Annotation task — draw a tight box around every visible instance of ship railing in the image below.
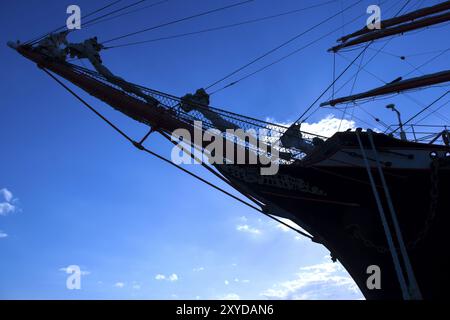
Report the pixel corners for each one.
[68,62,326,161]
[385,124,449,144]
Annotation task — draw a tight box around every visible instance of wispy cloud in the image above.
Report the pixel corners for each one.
[155,273,179,282]
[236,224,261,234]
[233,278,250,283]
[0,231,8,239]
[168,274,178,282]
[260,258,362,300]
[132,282,141,290]
[0,203,15,216]
[219,293,240,300]
[0,188,18,216]
[276,224,290,232]
[238,216,248,222]
[0,188,13,202]
[193,267,205,272]
[114,282,125,288]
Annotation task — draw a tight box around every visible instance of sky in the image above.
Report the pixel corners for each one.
[0,0,449,300]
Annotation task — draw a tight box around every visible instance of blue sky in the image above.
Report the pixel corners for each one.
[1,0,449,299]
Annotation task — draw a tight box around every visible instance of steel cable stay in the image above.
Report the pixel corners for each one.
[403,47,450,78]
[355,128,422,300]
[101,0,256,45]
[207,8,374,96]
[295,43,374,126]
[204,0,366,91]
[290,0,418,127]
[41,67,314,241]
[414,99,450,124]
[402,92,450,124]
[207,0,399,98]
[74,0,150,31]
[389,90,450,135]
[25,0,125,45]
[104,0,340,49]
[82,0,170,29]
[328,44,450,135]
[338,48,367,131]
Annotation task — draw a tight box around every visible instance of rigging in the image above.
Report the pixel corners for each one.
[101,0,256,45]
[41,67,314,240]
[204,0,365,91]
[104,0,339,49]
[25,0,125,45]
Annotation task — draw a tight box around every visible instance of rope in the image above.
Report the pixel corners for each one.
[104,0,339,49]
[204,0,364,91]
[208,0,395,96]
[355,129,410,300]
[41,68,314,240]
[296,43,372,124]
[83,0,169,29]
[390,91,450,134]
[25,0,124,45]
[80,0,150,28]
[367,130,422,300]
[102,0,255,44]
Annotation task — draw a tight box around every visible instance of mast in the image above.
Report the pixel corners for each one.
[330,10,450,52]
[320,70,450,106]
[337,1,450,43]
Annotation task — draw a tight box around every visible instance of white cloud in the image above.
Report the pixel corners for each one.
[155,273,178,282]
[0,231,8,238]
[114,282,125,288]
[267,114,356,139]
[168,274,178,282]
[0,188,13,202]
[0,188,17,216]
[224,280,229,285]
[241,279,250,283]
[0,203,15,216]
[236,224,261,234]
[155,274,166,280]
[220,293,240,300]
[276,224,290,232]
[193,267,205,272]
[132,283,141,290]
[300,115,356,138]
[260,258,362,300]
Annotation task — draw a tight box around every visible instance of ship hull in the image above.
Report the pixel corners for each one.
[218,139,450,299]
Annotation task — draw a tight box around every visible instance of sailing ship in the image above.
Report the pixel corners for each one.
[8,0,450,299]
